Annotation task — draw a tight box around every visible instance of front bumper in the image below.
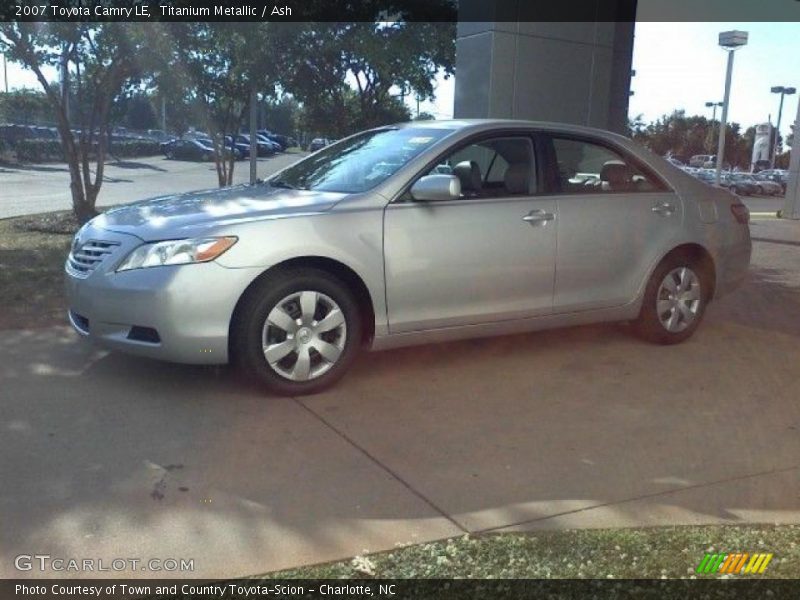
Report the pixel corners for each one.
[65,232,265,364]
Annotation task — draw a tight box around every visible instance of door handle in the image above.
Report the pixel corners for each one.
[652,202,676,216]
[522,210,555,225]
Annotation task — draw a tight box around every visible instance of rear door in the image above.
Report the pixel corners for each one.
[542,134,684,312]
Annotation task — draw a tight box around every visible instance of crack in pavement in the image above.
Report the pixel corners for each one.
[473,464,800,534]
[291,396,468,534]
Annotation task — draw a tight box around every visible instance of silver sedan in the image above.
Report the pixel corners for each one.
[66,120,751,395]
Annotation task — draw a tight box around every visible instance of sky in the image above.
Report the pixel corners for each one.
[413,21,800,138]
[3,21,799,138]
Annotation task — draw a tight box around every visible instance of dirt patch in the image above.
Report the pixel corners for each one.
[12,210,82,235]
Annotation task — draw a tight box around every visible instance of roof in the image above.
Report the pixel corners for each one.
[393,118,630,141]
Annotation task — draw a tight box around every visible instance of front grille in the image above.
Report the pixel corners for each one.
[66,239,120,278]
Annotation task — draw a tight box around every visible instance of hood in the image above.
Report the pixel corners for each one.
[93,184,346,241]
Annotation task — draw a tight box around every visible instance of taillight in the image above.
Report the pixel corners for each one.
[730,203,750,224]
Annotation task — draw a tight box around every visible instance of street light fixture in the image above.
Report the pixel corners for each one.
[770,85,796,168]
[705,101,723,122]
[715,30,748,186]
[705,101,724,151]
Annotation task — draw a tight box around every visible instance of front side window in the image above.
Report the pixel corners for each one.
[268,127,451,193]
[422,136,535,199]
[551,137,663,194]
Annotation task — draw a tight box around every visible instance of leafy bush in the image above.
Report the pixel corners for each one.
[112,140,161,158]
[14,139,64,162]
[13,138,160,162]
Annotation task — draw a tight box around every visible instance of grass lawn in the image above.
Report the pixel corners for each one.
[0,212,77,329]
[268,525,800,579]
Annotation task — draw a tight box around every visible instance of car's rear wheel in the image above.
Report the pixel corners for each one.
[231,269,362,396]
[633,254,709,345]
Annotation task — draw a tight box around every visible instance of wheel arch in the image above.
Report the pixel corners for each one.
[648,243,717,301]
[228,256,377,355]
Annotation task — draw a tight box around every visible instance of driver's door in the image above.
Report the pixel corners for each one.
[383,134,557,333]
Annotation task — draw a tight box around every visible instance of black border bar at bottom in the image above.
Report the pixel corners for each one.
[3,578,800,600]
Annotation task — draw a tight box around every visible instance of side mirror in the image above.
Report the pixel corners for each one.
[409,174,461,202]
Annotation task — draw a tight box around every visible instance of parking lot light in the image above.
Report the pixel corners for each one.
[770,86,796,169]
[705,101,723,123]
[715,30,748,186]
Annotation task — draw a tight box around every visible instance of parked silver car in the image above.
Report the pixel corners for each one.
[66,120,751,395]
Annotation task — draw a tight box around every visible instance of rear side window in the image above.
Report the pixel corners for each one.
[550,137,665,195]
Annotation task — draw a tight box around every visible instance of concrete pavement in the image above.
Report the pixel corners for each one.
[0,153,304,219]
[1,219,800,579]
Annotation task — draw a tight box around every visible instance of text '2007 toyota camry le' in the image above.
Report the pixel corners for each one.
[66,120,751,396]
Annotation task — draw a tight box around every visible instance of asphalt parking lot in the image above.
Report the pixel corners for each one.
[1,215,799,579]
[0,154,789,219]
[0,153,305,219]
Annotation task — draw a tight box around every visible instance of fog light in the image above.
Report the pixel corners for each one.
[127,326,161,344]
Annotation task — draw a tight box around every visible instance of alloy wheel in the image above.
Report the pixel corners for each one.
[261,290,347,381]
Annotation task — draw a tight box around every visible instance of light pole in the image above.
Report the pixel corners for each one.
[715,31,748,186]
[770,86,796,168]
[705,101,723,152]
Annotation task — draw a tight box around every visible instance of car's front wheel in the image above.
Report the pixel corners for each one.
[231,269,362,396]
[633,254,709,345]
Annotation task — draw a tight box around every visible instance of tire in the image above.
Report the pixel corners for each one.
[633,253,710,345]
[231,268,362,396]
[730,186,739,196]
[166,151,174,160]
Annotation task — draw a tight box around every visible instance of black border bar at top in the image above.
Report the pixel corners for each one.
[2,0,800,22]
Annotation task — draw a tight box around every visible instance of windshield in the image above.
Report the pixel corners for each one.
[270,127,451,193]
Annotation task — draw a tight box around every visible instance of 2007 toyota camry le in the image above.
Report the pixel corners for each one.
[66,120,751,395]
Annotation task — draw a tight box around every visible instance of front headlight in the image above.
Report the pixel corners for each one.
[116,236,237,272]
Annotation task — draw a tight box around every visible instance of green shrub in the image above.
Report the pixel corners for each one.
[13,138,161,162]
[111,140,161,158]
[14,139,64,162]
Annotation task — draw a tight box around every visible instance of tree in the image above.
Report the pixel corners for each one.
[284,21,454,137]
[0,23,152,222]
[414,111,436,121]
[120,93,158,131]
[164,22,281,187]
[631,110,756,169]
[0,88,52,124]
[262,96,300,136]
